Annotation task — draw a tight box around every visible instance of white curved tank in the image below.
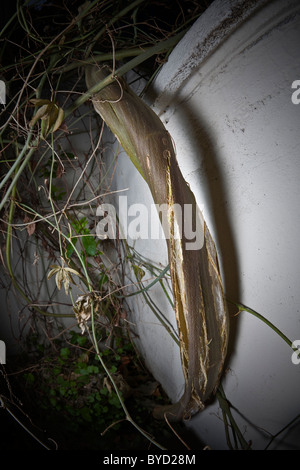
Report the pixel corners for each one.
[2,0,299,450]
[113,0,300,449]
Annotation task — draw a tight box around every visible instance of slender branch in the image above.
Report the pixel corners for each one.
[89,303,167,450]
[85,0,146,58]
[229,300,294,350]
[64,30,186,118]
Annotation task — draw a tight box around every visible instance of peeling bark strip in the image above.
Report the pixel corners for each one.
[85,65,229,421]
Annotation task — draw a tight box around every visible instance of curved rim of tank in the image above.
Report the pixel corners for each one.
[148,0,300,109]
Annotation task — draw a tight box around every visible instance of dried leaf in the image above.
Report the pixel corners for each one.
[56,161,64,178]
[29,99,64,136]
[29,104,49,127]
[46,103,59,129]
[86,65,229,422]
[47,265,59,279]
[30,98,52,106]
[63,275,70,295]
[64,266,81,277]
[103,376,112,394]
[55,269,64,290]
[73,292,100,333]
[26,222,36,236]
[24,215,36,236]
[52,106,65,132]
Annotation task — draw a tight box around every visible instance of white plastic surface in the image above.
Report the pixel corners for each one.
[111,0,300,449]
[1,0,300,450]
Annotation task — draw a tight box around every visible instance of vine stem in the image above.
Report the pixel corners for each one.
[64,30,186,119]
[18,201,167,447]
[89,302,167,450]
[215,299,299,449]
[85,0,146,58]
[4,0,100,131]
[229,300,294,350]
[0,396,52,450]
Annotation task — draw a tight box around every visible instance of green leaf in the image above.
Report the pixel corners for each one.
[86,365,99,374]
[108,394,122,408]
[60,347,70,359]
[66,238,77,258]
[49,397,57,407]
[25,372,35,385]
[80,406,92,422]
[72,217,88,233]
[76,335,87,347]
[82,235,97,256]
[99,272,108,289]
[53,367,61,376]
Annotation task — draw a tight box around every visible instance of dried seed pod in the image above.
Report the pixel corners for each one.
[86,65,229,421]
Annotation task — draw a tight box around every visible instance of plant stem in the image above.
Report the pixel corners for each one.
[216,384,251,450]
[89,303,167,450]
[264,413,300,450]
[85,0,146,58]
[230,300,294,350]
[64,30,186,118]
[48,134,63,257]
[1,396,52,450]
[57,47,146,74]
